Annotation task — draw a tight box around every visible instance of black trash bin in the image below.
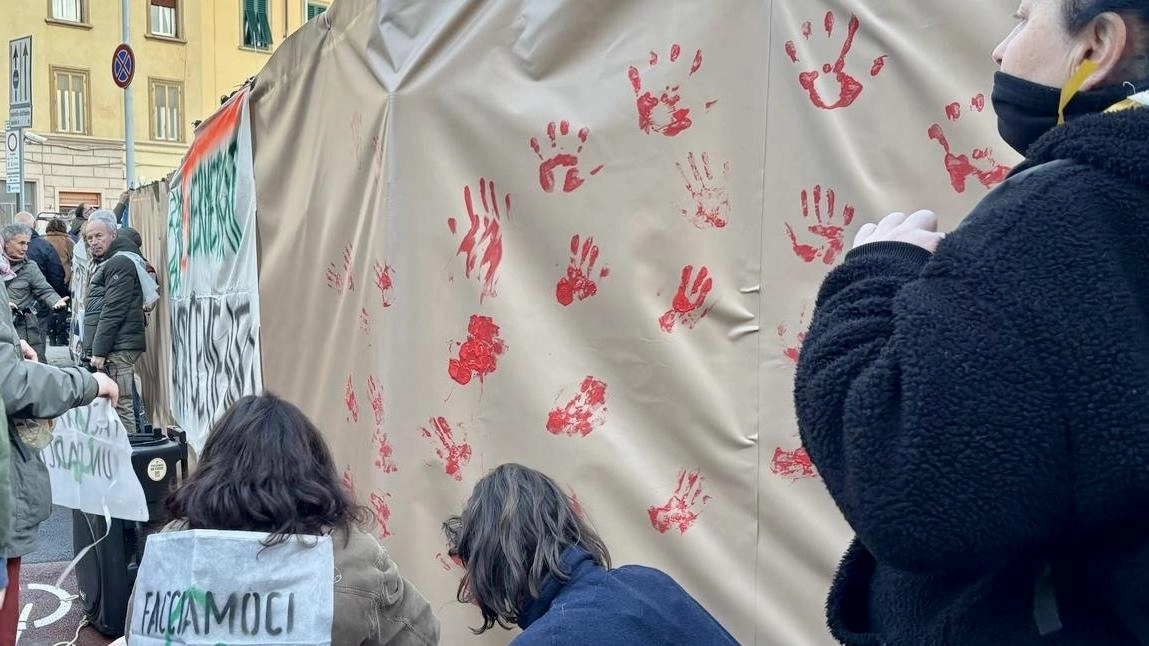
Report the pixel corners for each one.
[72,427,187,637]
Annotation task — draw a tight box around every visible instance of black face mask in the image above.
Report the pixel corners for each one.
[990,70,1140,155]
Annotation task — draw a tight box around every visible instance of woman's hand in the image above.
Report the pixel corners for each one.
[19,340,36,361]
[853,210,945,253]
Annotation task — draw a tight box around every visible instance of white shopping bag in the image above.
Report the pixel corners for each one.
[128,530,335,646]
[42,397,149,522]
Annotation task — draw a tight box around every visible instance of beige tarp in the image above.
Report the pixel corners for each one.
[133,0,1021,643]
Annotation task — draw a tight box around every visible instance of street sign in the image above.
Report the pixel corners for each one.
[9,36,32,128]
[6,124,22,194]
[112,44,135,89]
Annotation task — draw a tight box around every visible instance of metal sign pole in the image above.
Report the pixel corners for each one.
[121,0,135,199]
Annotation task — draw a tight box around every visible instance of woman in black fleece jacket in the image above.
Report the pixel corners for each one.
[795,1,1149,644]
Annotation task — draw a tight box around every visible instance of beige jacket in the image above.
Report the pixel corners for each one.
[126,524,440,645]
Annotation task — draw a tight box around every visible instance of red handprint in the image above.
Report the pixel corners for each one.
[546,376,608,437]
[367,375,384,429]
[786,185,855,265]
[627,44,714,136]
[556,235,608,306]
[658,265,715,333]
[567,485,585,519]
[770,446,817,480]
[530,121,604,193]
[448,314,508,386]
[928,94,1012,193]
[344,376,360,424]
[677,152,731,229]
[784,12,887,110]
[325,243,355,294]
[374,261,394,308]
[421,416,472,481]
[447,178,508,302]
[370,491,393,538]
[648,469,711,534]
[776,305,813,363]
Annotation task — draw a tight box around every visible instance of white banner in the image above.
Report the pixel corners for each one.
[166,87,263,452]
[129,530,334,646]
[42,398,149,522]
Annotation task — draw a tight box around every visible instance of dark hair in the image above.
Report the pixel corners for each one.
[165,393,370,546]
[120,226,143,248]
[46,219,66,234]
[442,463,611,634]
[1063,0,1149,80]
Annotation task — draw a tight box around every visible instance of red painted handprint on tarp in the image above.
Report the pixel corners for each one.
[530,121,603,193]
[627,44,715,136]
[448,314,508,386]
[928,94,1012,193]
[677,152,730,229]
[421,416,472,481]
[784,12,887,110]
[556,235,608,306]
[649,469,711,534]
[326,244,355,294]
[448,178,508,302]
[786,185,855,265]
[770,446,817,480]
[546,376,608,437]
[658,265,715,332]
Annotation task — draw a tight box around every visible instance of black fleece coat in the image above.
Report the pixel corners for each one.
[795,106,1149,645]
[82,237,147,357]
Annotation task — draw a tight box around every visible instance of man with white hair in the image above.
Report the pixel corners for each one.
[82,210,156,433]
[2,223,68,363]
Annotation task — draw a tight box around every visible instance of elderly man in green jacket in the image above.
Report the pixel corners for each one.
[0,252,117,640]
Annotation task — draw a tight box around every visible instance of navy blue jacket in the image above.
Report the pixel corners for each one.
[796,106,1149,645]
[513,547,740,645]
[26,232,66,296]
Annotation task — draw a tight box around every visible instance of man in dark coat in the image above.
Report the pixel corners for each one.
[81,210,149,434]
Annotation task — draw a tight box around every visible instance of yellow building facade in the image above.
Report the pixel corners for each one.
[1,0,328,218]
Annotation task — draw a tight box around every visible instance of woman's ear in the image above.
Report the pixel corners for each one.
[1075,11,1130,90]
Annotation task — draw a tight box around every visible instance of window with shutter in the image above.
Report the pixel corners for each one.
[242,0,272,49]
[307,3,327,20]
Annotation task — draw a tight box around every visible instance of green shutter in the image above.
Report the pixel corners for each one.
[307,4,326,20]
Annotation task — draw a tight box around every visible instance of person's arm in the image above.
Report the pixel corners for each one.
[1,306,98,417]
[27,262,64,310]
[795,241,1070,575]
[370,553,440,646]
[91,258,135,358]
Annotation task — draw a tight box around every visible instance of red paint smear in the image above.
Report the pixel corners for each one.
[801,21,812,39]
[784,41,798,62]
[420,416,472,481]
[793,13,877,110]
[770,447,817,479]
[556,235,605,306]
[359,307,371,336]
[659,265,714,332]
[777,322,807,363]
[344,376,360,423]
[546,376,608,437]
[971,93,986,112]
[870,54,888,76]
[676,152,730,229]
[448,314,508,385]
[374,261,394,308]
[928,123,1012,193]
[325,244,355,294]
[452,179,506,301]
[648,469,711,534]
[340,467,356,498]
[370,491,393,538]
[568,487,585,519]
[367,375,384,429]
[373,430,398,473]
[945,102,961,121]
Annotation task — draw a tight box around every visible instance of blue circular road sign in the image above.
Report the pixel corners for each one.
[112,44,135,89]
